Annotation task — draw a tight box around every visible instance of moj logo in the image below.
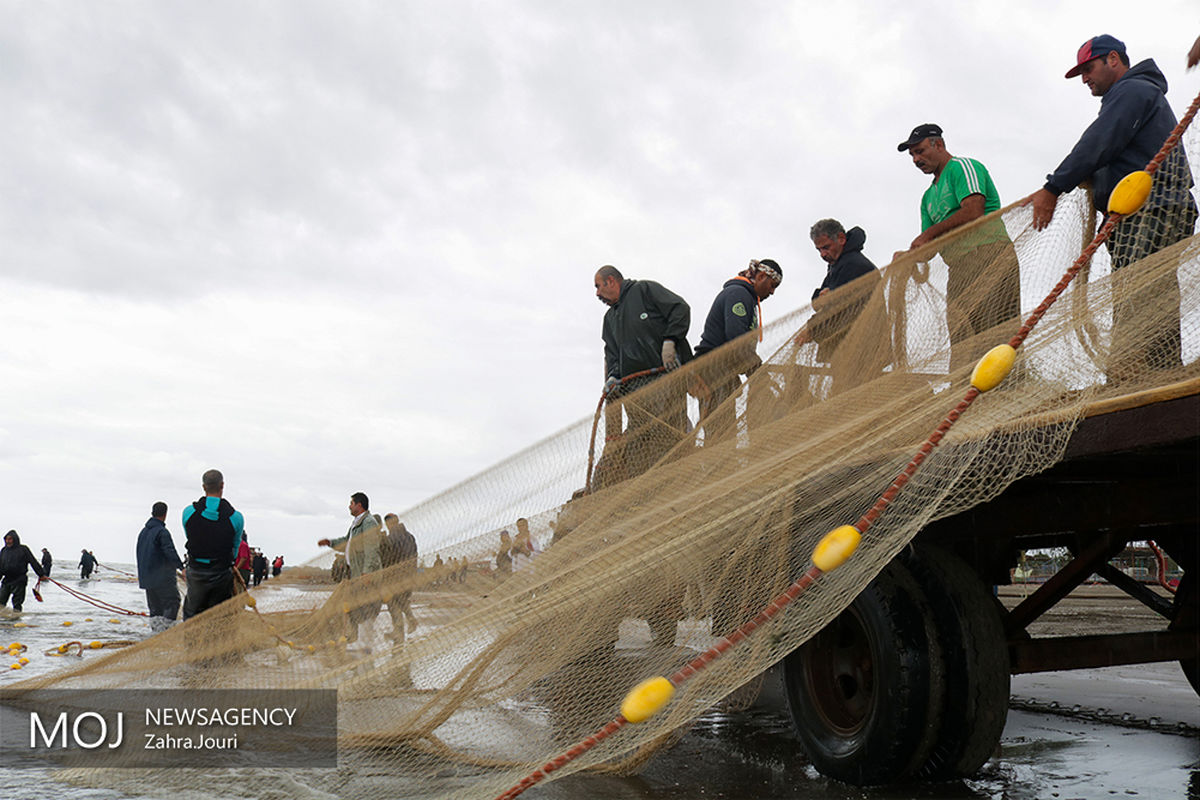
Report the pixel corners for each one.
[30,711,124,750]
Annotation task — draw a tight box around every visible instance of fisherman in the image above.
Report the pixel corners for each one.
[595,265,692,479]
[317,492,383,647]
[136,501,184,632]
[693,258,783,440]
[182,469,245,620]
[79,548,96,579]
[235,532,252,588]
[795,220,888,393]
[40,547,52,577]
[272,554,283,577]
[0,531,46,611]
[896,124,1021,369]
[252,550,267,585]
[381,515,419,640]
[1027,35,1197,382]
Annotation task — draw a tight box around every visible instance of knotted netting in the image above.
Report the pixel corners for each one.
[13,109,1200,800]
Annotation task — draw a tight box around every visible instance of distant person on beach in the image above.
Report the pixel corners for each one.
[382,515,419,641]
[40,548,52,577]
[595,265,692,481]
[692,258,783,437]
[0,531,46,612]
[1027,34,1196,383]
[318,492,383,647]
[511,517,538,572]
[252,550,267,586]
[182,468,245,620]
[896,123,1021,369]
[495,530,513,577]
[79,548,96,579]
[795,220,888,393]
[272,555,283,577]
[136,501,184,633]
[235,533,252,588]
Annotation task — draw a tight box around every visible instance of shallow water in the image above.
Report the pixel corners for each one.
[1,571,1196,799]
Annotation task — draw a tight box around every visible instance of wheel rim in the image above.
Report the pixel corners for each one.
[801,607,876,735]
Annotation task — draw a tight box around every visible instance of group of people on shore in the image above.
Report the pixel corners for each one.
[594,34,1198,474]
[135,470,282,632]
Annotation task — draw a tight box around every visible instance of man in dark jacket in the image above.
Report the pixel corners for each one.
[693,259,783,442]
[79,549,96,579]
[382,514,419,641]
[137,501,184,632]
[594,265,693,480]
[1029,35,1197,382]
[0,530,46,611]
[182,469,245,620]
[797,220,889,393]
[40,548,52,577]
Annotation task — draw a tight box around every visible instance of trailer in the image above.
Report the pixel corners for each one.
[780,378,1200,784]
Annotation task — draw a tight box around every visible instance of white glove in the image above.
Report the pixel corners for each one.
[661,340,679,370]
[604,376,620,396]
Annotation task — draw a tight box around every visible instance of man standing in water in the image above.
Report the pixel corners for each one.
[40,547,52,577]
[182,469,245,620]
[0,531,46,611]
[79,548,96,579]
[137,501,184,632]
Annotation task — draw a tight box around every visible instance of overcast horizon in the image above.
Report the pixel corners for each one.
[3,2,1198,574]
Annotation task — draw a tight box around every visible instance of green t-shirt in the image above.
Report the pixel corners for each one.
[920,156,1001,231]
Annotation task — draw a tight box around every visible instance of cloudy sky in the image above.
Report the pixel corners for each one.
[2,1,1198,570]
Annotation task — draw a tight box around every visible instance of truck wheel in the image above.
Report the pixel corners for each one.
[901,545,1009,779]
[782,559,942,785]
[1170,572,1198,695]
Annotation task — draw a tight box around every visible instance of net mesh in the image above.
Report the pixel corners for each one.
[17,106,1200,800]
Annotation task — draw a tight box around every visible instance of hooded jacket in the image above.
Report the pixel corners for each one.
[1045,59,1194,212]
[602,279,692,381]
[808,227,882,361]
[137,516,184,589]
[812,227,877,300]
[0,532,46,583]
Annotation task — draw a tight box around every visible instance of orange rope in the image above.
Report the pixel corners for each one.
[584,366,667,494]
[498,87,1200,800]
[46,577,148,617]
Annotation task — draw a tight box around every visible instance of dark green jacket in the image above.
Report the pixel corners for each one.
[602,279,692,381]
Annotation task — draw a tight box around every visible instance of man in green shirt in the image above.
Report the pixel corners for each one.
[897,124,1021,370]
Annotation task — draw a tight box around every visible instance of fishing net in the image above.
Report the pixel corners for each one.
[13,105,1200,800]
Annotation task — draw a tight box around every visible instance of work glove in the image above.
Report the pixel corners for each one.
[604,376,620,396]
[661,340,679,370]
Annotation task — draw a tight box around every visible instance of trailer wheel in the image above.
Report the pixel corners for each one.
[1170,572,1198,695]
[782,559,942,785]
[900,545,1009,779]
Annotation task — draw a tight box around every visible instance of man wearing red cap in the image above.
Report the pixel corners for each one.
[1028,35,1196,380]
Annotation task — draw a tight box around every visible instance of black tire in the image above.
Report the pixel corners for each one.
[782,559,943,785]
[900,545,1010,779]
[1169,572,1198,695]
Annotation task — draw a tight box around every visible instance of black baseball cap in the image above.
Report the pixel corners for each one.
[897,123,944,152]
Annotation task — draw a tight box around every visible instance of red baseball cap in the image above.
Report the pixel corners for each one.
[1065,34,1126,79]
